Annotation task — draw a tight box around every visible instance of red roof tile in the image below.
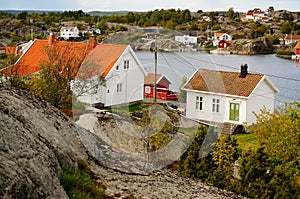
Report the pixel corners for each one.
[2,39,128,80]
[144,73,164,85]
[284,34,300,40]
[5,46,17,55]
[4,39,90,76]
[184,69,264,97]
[78,44,127,79]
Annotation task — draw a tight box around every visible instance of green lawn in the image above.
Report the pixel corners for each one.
[232,133,259,151]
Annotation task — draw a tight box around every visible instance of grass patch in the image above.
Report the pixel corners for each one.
[232,133,259,151]
[60,166,106,199]
[103,102,151,117]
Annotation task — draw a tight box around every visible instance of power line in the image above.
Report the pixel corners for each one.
[177,53,300,82]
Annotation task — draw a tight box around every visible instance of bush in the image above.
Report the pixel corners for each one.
[0,53,7,59]
[276,50,295,56]
[60,166,106,199]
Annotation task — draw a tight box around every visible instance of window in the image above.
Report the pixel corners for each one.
[116,65,119,71]
[196,96,203,111]
[223,35,228,41]
[124,60,129,69]
[145,86,151,94]
[117,83,123,93]
[212,98,220,113]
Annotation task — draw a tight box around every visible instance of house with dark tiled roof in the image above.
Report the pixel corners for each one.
[1,34,147,107]
[183,65,279,134]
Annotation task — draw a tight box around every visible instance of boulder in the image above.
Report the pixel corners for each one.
[229,37,274,55]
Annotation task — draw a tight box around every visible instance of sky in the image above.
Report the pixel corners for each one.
[1,0,300,12]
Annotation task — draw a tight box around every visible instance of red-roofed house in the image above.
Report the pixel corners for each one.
[246,9,269,22]
[0,42,6,54]
[284,34,300,45]
[292,41,300,60]
[75,43,147,106]
[295,41,300,55]
[144,73,178,100]
[183,65,279,133]
[213,32,232,48]
[1,34,147,107]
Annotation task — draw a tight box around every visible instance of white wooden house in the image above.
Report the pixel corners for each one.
[183,65,279,133]
[60,27,80,40]
[213,32,232,47]
[175,35,197,46]
[283,34,300,45]
[74,42,147,107]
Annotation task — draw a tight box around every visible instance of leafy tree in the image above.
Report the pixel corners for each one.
[250,23,268,39]
[17,11,28,20]
[208,135,239,189]
[226,8,235,20]
[27,42,90,116]
[253,102,300,162]
[178,76,187,103]
[232,102,300,198]
[282,11,294,21]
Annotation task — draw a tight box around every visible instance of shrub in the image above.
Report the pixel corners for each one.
[60,166,106,199]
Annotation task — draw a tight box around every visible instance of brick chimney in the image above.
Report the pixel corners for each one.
[239,64,248,78]
[48,33,56,46]
[88,36,97,49]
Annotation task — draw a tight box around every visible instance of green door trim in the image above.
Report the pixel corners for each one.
[229,102,240,121]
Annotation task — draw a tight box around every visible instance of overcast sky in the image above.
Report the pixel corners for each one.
[1,0,299,12]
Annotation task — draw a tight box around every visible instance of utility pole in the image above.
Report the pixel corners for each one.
[154,47,157,103]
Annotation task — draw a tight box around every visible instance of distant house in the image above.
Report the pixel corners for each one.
[60,26,80,40]
[0,42,6,54]
[246,8,269,22]
[145,33,160,40]
[144,73,178,101]
[292,41,300,60]
[213,32,232,48]
[284,34,300,45]
[5,46,17,55]
[295,41,300,55]
[183,65,279,134]
[82,28,101,36]
[175,35,198,46]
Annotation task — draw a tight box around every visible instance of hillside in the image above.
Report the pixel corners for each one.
[0,86,245,198]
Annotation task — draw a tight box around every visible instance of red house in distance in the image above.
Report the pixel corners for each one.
[144,73,178,101]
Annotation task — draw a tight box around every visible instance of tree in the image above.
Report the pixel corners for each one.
[27,42,90,116]
[232,102,300,198]
[17,11,28,20]
[252,102,300,162]
[227,8,235,20]
[178,76,187,103]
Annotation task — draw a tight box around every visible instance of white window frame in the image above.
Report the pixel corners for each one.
[124,60,129,70]
[145,86,151,94]
[196,96,203,111]
[212,98,220,113]
[117,83,123,93]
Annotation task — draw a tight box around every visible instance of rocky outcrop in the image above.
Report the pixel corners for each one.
[228,37,274,55]
[0,87,88,198]
[0,86,246,199]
